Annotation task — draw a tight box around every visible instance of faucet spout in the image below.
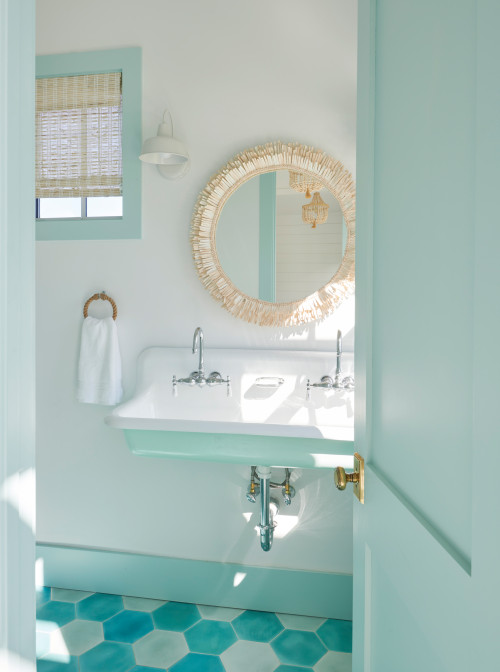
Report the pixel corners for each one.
[192,327,204,374]
[335,329,342,380]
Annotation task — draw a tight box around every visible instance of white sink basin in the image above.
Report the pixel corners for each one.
[105,347,354,468]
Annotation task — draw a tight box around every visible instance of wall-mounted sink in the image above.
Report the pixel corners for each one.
[105,347,354,469]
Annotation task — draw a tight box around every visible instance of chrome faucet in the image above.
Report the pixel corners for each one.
[306,329,354,399]
[192,326,204,375]
[334,329,343,387]
[172,327,231,395]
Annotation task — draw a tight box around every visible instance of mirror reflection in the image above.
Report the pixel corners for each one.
[216,170,346,303]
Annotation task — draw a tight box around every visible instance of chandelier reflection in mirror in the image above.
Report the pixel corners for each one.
[302,191,329,228]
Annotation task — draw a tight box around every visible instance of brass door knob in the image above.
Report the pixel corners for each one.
[334,467,359,490]
[333,453,365,503]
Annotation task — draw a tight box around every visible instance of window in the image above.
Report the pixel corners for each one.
[35,48,141,240]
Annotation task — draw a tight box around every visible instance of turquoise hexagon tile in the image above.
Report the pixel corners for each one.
[315,650,352,672]
[221,640,279,672]
[274,666,314,672]
[37,655,79,672]
[129,667,167,672]
[184,619,236,655]
[104,609,154,643]
[58,619,103,655]
[77,593,124,621]
[79,641,135,672]
[152,601,201,631]
[232,610,284,642]
[36,600,76,628]
[316,619,352,653]
[169,652,226,672]
[36,586,51,607]
[51,588,93,603]
[271,630,326,667]
[133,629,188,668]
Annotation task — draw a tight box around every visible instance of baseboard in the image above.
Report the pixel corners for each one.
[37,543,352,620]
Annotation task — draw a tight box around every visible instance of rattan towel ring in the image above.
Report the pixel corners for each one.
[83,292,118,321]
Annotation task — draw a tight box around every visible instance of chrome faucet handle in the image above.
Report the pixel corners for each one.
[226,376,232,397]
[172,375,178,397]
[207,371,222,386]
[342,376,355,389]
[306,379,311,401]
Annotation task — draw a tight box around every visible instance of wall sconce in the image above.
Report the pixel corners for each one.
[139,109,190,180]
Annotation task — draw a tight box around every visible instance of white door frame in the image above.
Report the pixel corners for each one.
[0,1,36,670]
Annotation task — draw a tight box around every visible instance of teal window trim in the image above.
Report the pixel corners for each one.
[36,47,142,241]
[258,172,276,302]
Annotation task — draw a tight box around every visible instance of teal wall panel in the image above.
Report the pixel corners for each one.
[37,544,353,620]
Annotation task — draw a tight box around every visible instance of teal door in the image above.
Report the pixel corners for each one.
[353,1,500,670]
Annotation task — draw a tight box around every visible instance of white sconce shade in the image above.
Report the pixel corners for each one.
[140,109,190,179]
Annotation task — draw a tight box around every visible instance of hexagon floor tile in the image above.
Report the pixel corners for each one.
[51,588,94,603]
[123,596,167,612]
[36,585,352,672]
[317,618,353,653]
[276,613,326,631]
[184,619,237,654]
[197,604,243,621]
[58,619,103,655]
[76,592,124,621]
[232,609,284,642]
[315,650,353,672]
[37,655,79,672]
[221,640,279,672]
[153,601,201,632]
[79,641,135,672]
[271,629,327,667]
[104,609,154,643]
[170,652,226,671]
[36,600,76,628]
[133,628,188,668]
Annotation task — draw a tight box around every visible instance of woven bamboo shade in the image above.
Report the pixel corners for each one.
[36,72,122,198]
[289,171,324,198]
[302,192,329,228]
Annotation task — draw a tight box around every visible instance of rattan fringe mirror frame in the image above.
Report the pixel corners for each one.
[191,141,355,327]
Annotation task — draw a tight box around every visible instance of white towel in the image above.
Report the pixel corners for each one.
[77,316,123,405]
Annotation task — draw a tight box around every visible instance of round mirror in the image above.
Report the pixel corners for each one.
[216,169,345,304]
[191,142,355,326]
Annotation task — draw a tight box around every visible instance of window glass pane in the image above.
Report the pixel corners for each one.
[39,197,81,219]
[87,196,123,218]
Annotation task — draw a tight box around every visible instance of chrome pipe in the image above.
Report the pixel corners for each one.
[257,466,274,552]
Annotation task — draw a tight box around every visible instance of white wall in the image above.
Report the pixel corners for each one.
[36,0,357,575]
